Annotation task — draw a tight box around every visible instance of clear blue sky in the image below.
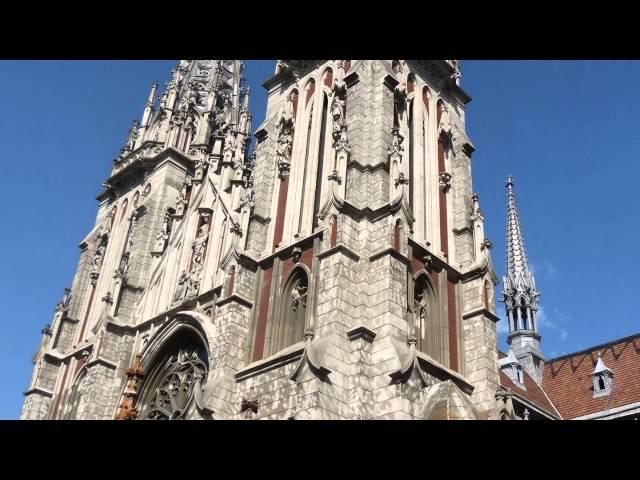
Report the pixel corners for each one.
[1,60,638,419]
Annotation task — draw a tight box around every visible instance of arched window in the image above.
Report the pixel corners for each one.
[120,199,129,222]
[414,274,436,354]
[132,191,141,209]
[64,370,90,419]
[137,328,208,420]
[298,89,315,234]
[520,297,528,330]
[267,268,309,356]
[408,97,414,211]
[312,93,329,229]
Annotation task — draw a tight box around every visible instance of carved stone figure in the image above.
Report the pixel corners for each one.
[388,127,404,157]
[173,270,190,303]
[191,225,209,272]
[331,94,345,139]
[439,172,452,193]
[275,92,296,180]
[175,180,191,217]
[291,280,308,312]
[92,236,108,272]
[155,214,172,253]
[439,104,453,142]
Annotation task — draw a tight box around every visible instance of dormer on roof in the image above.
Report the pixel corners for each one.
[591,355,613,398]
[499,349,526,389]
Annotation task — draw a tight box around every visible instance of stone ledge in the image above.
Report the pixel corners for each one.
[462,307,500,323]
[23,387,54,398]
[317,243,361,262]
[216,293,253,309]
[347,325,377,343]
[235,342,305,382]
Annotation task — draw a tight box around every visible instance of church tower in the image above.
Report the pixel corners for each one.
[22,60,501,420]
[501,177,544,384]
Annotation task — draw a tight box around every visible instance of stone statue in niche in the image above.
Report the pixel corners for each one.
[125,121,139,153]
[439,103,453,144]
[92,235,108,273]
[173,270,189,302]
[191,224,209,273]
[194,159,205,181]
[223,127,237,162]
[331,94,346,140]
[175,179,191,217]
[392,60,407,105]
[275,92,296,180]
[155,213,172,253]
[173,270,199,303]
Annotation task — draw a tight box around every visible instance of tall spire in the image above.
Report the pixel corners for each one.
[501,177,544,384]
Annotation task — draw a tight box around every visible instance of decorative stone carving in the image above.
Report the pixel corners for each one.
[175,178,192,217]
[392,60,407,109]
[394,172,409,188]
[274,91,296,181]
[331,61,348,146]
[450,60,461,86]
[223,127,237,163]
[439,104,453,145]
[140,348,207,420]
[470,192,484,222]
[55,288,72,312]
[415,291,427,339]
[240,387,259,419]
[327,169,342,184]
[291,278,308,312]
[91,234,108,277]
[439,172,452,193]
[388,127,404,157]
[423,254,433,271]
[102,291,114,306]
[230,221,243,236]
[191,224,209,274]
[292,246,302,263]
[238,190,255,210]
[480,238,493,251]
[154,213,172,253]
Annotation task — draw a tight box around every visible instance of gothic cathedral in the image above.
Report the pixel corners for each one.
[22,60,503,420]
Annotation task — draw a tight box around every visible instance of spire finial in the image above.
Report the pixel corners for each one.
[506,175,515,191]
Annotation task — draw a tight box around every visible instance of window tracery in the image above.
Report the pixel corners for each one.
[139,346,208,420]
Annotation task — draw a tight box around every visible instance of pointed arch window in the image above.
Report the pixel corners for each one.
[520,297,529,330]
[267,268,309,356]
[137,332,208,420]
[408,90,415,212]
[298,83,315,234]
[414,274,436,354]
[312,93,329,229]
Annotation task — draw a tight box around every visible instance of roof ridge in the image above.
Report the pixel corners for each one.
[546,332,640,362]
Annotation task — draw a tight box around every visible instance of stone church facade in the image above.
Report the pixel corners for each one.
[25,60,636,421]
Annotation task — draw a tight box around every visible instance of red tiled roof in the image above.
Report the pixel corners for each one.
[542,333,640,419]
[499,370,559,418]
